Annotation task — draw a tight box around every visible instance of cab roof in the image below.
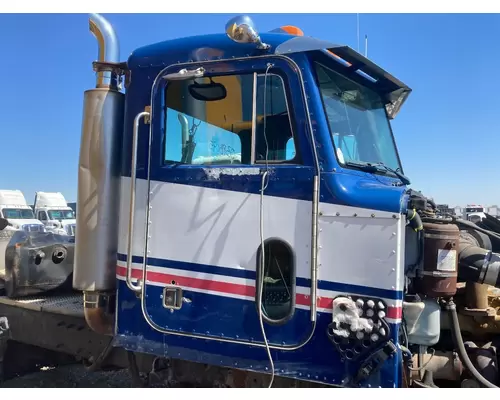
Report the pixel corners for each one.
[127,32,295,68]
[127,32,412,119]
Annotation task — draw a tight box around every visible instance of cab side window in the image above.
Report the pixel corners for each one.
[163,73,298,165]
[255,74,297,163]
[38,211,47,221]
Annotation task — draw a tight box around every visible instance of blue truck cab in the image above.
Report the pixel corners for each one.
[3,13,500,389]
[75,14,415,388]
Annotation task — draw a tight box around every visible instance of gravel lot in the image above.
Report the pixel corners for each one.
[0,364,136,388]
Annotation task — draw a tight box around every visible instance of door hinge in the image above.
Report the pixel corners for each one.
[144,106,151,124]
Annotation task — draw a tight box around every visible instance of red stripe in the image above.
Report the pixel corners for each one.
[116,266,402,319]
[387,306,402,319]
[116,266,254,297]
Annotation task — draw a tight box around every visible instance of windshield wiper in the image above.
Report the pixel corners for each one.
[344,161,411,186]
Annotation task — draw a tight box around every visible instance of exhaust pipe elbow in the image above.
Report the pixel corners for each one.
[88,13,120,89]
[83,291,114,336]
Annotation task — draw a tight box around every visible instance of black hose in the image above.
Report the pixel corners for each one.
[454,218,500,242]
[445,300,499,388]
[83,338,114,372]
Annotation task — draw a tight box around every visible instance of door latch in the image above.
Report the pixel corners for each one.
[162,285,183,310]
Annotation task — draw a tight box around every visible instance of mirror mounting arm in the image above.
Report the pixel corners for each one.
[163,67,205,81]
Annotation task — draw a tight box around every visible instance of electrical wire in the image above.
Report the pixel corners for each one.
[257,63,275,388]
[259,170,274,388]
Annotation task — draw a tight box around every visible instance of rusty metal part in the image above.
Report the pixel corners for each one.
[411,351,463,381]
[416,222,460,297]
[83,292,114,336]
[441,284,500,335]
[465,283,489,311]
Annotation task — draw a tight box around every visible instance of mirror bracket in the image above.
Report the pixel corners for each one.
[163,67,205,82]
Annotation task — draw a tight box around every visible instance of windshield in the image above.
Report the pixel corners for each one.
[48,210,75,220]
[2,208,35,219]
[314,62,403,173]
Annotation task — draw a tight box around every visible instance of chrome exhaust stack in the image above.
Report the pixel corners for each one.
[74,13,125,335]
[88,13,120,89]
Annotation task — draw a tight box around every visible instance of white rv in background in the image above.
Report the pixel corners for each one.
[33,192,76,236]
[0,190,46,232]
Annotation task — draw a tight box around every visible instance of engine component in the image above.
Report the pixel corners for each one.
[403,299,441,346]
[415,222,460,297]
[410,351,462,381]
[445,300,499,388]
[326,295,390,361]
[465,282,489,311]
[463,341,498,386]
[458,238,500,289]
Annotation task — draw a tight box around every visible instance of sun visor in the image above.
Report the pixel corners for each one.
[273,36,412,119]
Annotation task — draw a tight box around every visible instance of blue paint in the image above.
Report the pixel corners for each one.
[117,30,408,387]
[116,279,401,387]
[128,33,295,69]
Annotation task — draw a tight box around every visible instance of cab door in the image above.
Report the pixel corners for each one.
[140,57,316,348]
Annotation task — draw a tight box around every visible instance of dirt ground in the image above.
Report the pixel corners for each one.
[0,364,136,388]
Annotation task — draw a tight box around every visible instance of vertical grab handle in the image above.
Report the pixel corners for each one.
[126,111,150,293]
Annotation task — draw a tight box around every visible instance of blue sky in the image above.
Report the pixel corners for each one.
[0,13,498,206]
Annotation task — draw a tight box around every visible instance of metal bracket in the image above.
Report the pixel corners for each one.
[144,106,151,124]
[92,60,128,76]
[353,341,397,386]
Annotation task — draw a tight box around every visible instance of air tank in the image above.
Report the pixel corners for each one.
[415,222,460,297]
[73,13,124,292]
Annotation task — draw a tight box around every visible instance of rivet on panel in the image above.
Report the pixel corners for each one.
[336,212,340,216]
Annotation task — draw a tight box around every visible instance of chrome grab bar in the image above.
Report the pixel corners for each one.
[126,110,150,293]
